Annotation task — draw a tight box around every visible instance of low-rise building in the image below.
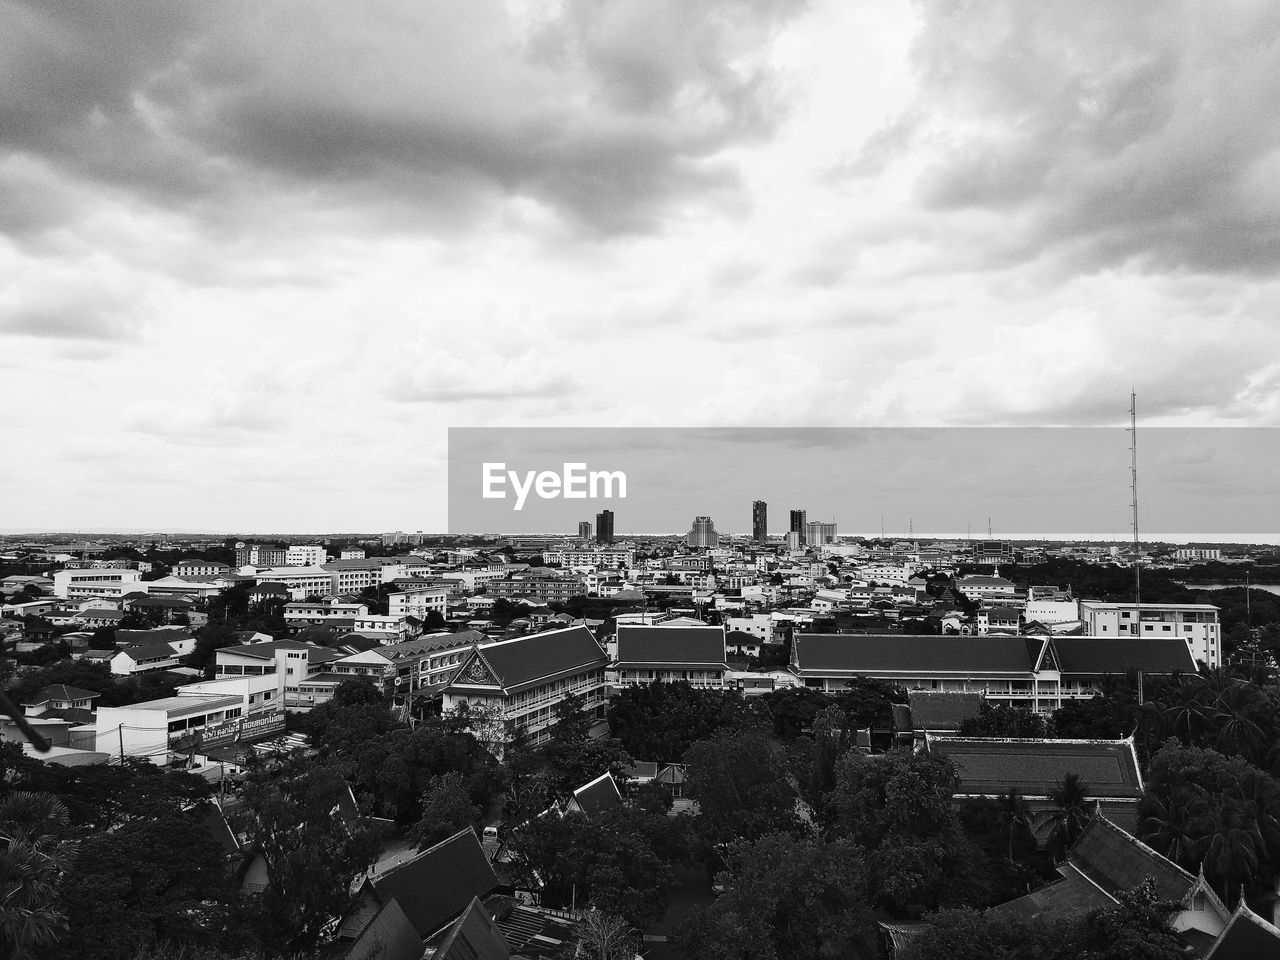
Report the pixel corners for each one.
[442,625,608,756]
[612,624,728,689]
[53,568,144,599]
[1076,600,1222,668]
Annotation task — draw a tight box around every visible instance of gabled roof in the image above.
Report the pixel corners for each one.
[614,625,727,669]
[1067,814,1198,903]
[346,899,424,960]
[431,897,511,960]
[905,691,984,731]
[793,634,1039,675]
[1053,637,1197,676]
[453,626,606,695]
[1205,901,1280,959]
[23,684,100,706]
[569,773,623,818]
[117,642,178,662]
[929,736,1143,799]
[367,828,499,940]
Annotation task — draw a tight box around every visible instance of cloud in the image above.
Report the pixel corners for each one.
[0,0,811,241]
[855,1,1280,275]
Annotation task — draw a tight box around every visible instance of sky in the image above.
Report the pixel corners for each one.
[2,1,1279,533]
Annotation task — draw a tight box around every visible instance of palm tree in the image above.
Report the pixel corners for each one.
[1137,787,1209,871]
[995,789,1033,862]
[1198,797,1264,905]
[1046,773,1092,856]
[1161,682,1214,747]
[1214,685,1266,761]
[0,791,74,960]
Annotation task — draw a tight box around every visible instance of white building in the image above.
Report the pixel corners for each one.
[172,561,232,578]
[955,574,1017,600]
[287,544,329,567]
[52,568,143,599]
[1077,600,1222,668]
[388,586,449,620]
[723,614,774,643]
[1173,547,1222,562]
[284,599,370,626]
[1025,600,1081,625]
[255,566,334,600]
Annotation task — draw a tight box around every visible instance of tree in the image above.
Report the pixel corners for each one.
[410,772,479,851]
[1077,876,1186,960]
[898,908,1076,960]
[683,728,799,847]
[571,909,639,960]
[994,789,1034,862]
[1046,773,1092,855]
[960,702,1053,739]
[0,792,73,960]
[551,691,592,743]
[52,812,252,960]
[671,833,878,960]
[235,758,383,955]
[609,682,756,761]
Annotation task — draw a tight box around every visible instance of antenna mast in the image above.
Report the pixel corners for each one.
[1129,390,1140,607]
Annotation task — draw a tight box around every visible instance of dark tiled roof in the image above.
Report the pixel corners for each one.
[24,684,100,705]
[1053,637,1197,676]
[906,691,984,731]
[793,634,1040,674]
[570,773,623,818]
[118,642,178,662]
[931,737,1143,799]
[431,897,511,960]
[346,899,424,960]
[615,625,727,669]
[1069,814,1194,903]
[369,828,499,939]
[116,628,192,645]
[986,868,1113,922]
[1206,903,1280,960]
[468,626,606,694]
[724,630,759,645]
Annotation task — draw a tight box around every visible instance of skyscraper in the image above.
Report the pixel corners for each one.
[752,500,768,541]
[578,521,592,541]
[789,509,808,546]
[596,509,615,545]
[805,520,837,547]
[687,516,719,549]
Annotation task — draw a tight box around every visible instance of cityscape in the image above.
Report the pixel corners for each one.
[6,2,1280,960]
[3,516,1280,958]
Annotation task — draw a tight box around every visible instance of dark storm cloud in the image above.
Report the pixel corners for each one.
[0,0,808,239]
[866,1,1280,276]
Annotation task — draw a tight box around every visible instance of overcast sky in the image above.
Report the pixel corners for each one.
[3,1,1279,533]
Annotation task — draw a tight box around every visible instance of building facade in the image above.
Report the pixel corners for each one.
[752,500,768,541]
[441,625,608,756]
[1077,601,1222,668]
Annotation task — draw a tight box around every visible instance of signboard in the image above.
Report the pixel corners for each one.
[177,711,287,752]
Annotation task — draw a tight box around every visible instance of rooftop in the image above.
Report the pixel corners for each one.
[929,736,1143,799]
[614,624,728,668]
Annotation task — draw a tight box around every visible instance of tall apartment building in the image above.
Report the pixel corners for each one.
[789,509,808,546]
[687,516,719,549]
[806,521,837,547]
[578,521,592,541]
[1076,601,1222,669]
[596,509,615,545]
[752,500,768,541]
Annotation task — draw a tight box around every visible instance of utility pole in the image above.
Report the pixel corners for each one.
[1129,390,1141,608]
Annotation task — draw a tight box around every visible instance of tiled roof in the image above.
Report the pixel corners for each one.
[24,684,100,705]
[369,828,499,939]
[465,625,606,694]
[1206,903,1280,960]
[570,773,623,818]
[1053,637,1197,675]
[793,634,1041,674]
[906,691,984,731]
[614,625,727,668]
[1068,814,1195,902]
[431,897,510,960]
[986,868,1113,922]
[930,737,1143,799]
[118,642,178,662]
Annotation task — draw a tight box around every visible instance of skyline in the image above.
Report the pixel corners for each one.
[4,2,1280,530]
